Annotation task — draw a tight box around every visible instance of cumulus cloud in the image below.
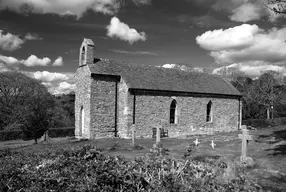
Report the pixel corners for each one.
[197,24,286,77]
[0,0,151,18]
[24,33,42,40]
[230,3,264,22]
[0,54,64,70]
[196,24,261,51]
[0,30,42,51]
[211,0,286,23]
[161,64,204,73]
[52,56,64,66]
[213,62,286,78]
[197,24,286,64]
[0,55,20,71]
[22,55,51,67]
[33,71,68,82]
[106,16,146,44]
[33,71,75,94]
[0,30,24,51]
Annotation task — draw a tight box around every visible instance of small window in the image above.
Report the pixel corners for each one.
[170,99,177,124]
[81,46,85,65]
[206,101,212,122]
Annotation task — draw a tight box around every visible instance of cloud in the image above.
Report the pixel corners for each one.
[213,62,286,78]
[52,56,64,66]
[161,64,204,72]
[106,16,147,44]
[230,3,264,22]
[0,0,151,18]
[24,33,42,40]
[196,24,261,51]
[0,54,64,69]
[0,30,24,51]
[22,55,51,67]
[0,55,20,71]
[33,71,68,82]
[213,0,286,23]
[33,71,75,94]
[111,49,157,55]
[197,24,286,64]
[0,30,42,51]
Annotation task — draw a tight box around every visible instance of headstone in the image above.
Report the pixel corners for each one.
[238,128,253,162]
[210,140,216,149]
[215,157,237,183]
[191,125,195,131]
[193,138,200,146]
[156,126,161,144]
[131,124,136,147]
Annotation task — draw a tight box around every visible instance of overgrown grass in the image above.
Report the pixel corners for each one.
[0,145,258,192]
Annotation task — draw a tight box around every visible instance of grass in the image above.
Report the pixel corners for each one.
[1,125,286,191]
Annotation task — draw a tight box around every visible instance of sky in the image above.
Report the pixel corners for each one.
[0,0,286,94]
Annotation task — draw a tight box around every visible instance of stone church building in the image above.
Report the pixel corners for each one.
[75,38,242,139]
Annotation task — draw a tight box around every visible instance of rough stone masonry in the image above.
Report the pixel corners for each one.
[75,38,242,139]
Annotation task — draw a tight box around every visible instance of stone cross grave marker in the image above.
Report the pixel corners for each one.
[238,128,253,161]
[131,124,136,147]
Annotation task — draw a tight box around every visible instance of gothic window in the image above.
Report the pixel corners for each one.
[170,99,177,124]
[206,101,213,122]
[79,106,84,137]
[81,46,85,65]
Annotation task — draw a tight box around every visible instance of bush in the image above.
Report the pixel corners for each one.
[0,130,23,141]
[0,145,258,191]
[242,117,286,128]
[0,127,75,141]
[48,127,75,138]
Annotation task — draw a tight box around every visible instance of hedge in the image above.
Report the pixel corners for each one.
[0,127,75,141]
[0,130,23,141]
[242,117,286,128]
[48,127,75,138]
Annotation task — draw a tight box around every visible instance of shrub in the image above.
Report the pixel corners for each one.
[0,127,75,141]
[48,127,75,138]
[0,130,23,141]
[242,117,286,128]
[0,145,258,191]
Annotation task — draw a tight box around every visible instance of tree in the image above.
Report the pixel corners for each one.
[251,71,285,119]
[231,75,258,119]
[258,0,286,14]
[0,71,55,143]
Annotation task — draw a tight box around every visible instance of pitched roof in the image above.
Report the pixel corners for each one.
[88,59,241,96]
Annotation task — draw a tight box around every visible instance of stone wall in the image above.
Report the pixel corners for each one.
[117,80,134,138]
[75,66,91,139]
[89,75,117,138]
[132,94,240,138]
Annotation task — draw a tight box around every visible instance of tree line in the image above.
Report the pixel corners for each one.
[0,71,75,143]
[227,71,286,120]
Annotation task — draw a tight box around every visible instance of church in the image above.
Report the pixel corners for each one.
[75,38,242,139]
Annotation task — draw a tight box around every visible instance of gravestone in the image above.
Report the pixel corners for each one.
[238,127,254,166]
[131,124,136,147]
[215,157,237,183]
[156,126,161,144]
[149,125,167,156]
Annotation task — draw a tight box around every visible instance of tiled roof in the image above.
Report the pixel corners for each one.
[88,59,241,96]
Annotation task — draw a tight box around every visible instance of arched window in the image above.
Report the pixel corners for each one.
[206,101,212,122]
[81,46,86,65]
[79,106,84,136]
[170,99,178,124]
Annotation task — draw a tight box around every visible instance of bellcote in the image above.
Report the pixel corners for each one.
[79,38,95,67]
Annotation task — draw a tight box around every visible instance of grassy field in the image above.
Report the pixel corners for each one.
[1,126,286,191]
